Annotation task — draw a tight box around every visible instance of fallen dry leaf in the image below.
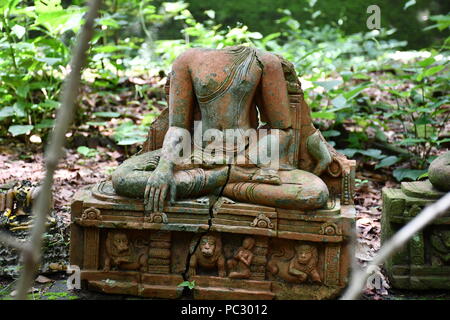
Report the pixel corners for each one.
[35,275,53,284]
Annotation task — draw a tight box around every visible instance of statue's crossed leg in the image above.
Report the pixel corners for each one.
[112,151,329,210]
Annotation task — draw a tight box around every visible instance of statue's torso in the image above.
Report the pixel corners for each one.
[187,46,263,134]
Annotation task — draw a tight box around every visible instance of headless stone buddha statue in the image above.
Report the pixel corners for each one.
[112,46,333,212]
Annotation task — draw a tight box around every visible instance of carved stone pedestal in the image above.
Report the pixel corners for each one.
[70,181,355,300]
[382,181,450,290]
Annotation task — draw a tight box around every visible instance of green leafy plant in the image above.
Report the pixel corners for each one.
[77,146,99,158]
[178,280,196,289]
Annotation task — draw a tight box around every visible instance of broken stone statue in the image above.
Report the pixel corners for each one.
[70,45,356,299]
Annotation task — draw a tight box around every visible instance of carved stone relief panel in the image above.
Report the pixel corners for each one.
[103,230,149,272]
[267,238,322,284]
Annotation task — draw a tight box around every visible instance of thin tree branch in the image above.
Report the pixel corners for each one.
[341,191,450,300]
[12,0,102,300]
[0,231,28,252]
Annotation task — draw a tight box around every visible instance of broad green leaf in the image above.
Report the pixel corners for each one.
[35,57,62,66]
[312,10,321,19]
[163,1,189,13]
[286,19,300,30]
[117,137,146,145]
[36,7,85,35]
[359,149,384,159]
[374,127,388,142]
[13,101,27,118]
[343,83,371,100]
[35,0,62,12]
[340,71,353,81]
[403,0,416,10]
[337,148,359,157]
[418,57,435,68]
[39,100,60,110]
[414,116,433,125]
[331,95,346,109]
[93,112,121,118]
[417,65,446,81]
[0,106,15,118]
[353,73,371,80]
[311,111,335,120]
[322,130,340,138]
[17,85,30,98]
[142,113,158,126]
[11,25,25,39]
[314,80,342,91]
[97,18,121,29]
[35,119,55,129]
[247,32,263,39]
[86,121,108,126]
[177,280,195,289]
[398,138,427,145]
[437,138,450,145]
[204,10,215,19]
[417,172,429,180]
[261,32,281,43]
[0,0,20,10]
[393,168,427,182]
[8,125,33,136]
[337,148,384,159]
[93,45,130,53]
[375,156,399,169]
[416,124,437,138]
[388,89,410,98]
[429,14,450,31]
[423,65,446,77]
[77,146,90,156]
[77,146,98,157]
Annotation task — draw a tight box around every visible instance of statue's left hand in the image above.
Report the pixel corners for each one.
[144,160,176,213]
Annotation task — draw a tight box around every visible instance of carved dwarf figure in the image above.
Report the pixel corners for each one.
[104,232,148,272]
[268,242,321,283]
[227,237,255,279]
[189,233,226,277]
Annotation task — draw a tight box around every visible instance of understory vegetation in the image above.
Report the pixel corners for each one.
[0,0,449,182]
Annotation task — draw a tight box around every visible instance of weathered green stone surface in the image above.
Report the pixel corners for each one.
[402,180,445,200]
[429,151,450,192]
[382,181,450,290]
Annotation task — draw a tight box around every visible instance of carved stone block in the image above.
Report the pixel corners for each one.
[70,182,355,299]
[382,181,450,289]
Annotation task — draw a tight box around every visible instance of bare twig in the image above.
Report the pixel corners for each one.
[0,232,28,252]
[341,191,450,300]
[12,0,102,300]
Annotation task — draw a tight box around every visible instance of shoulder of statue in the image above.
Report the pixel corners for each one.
[254,49,283,70]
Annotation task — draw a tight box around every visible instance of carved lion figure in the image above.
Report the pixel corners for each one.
[268,242,321,283]
[104,232,148,272]
[189,233,226,277]
[430,229,450,266]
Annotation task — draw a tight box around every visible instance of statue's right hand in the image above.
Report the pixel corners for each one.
[144,163,176,213]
